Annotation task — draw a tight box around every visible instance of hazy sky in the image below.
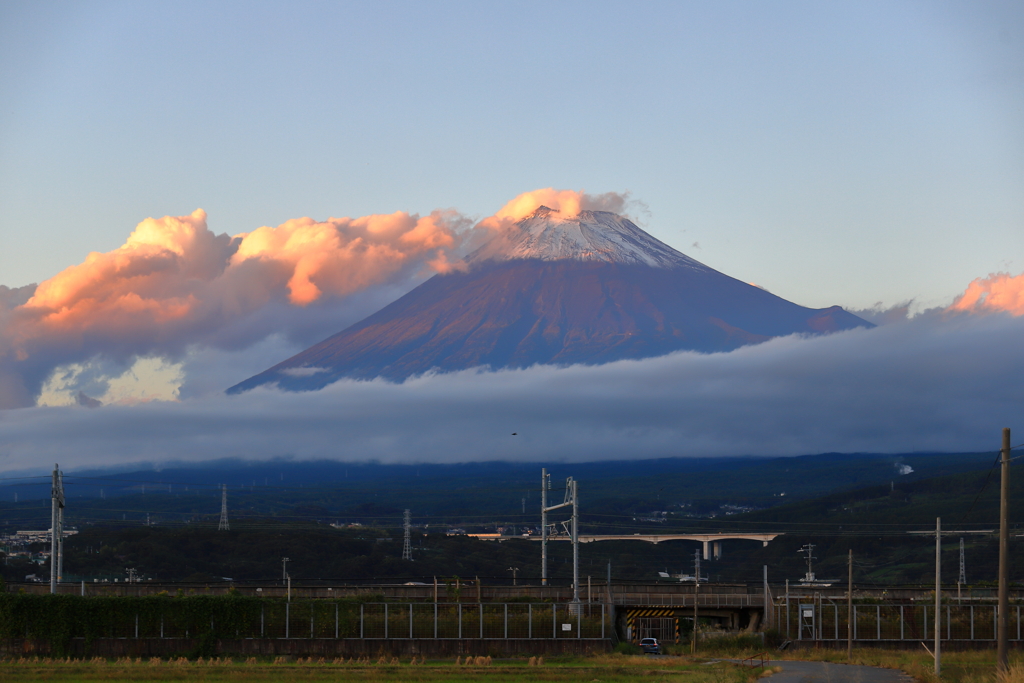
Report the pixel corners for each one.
[2,1,1022,311]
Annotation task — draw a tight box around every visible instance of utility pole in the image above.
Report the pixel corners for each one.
[508,566,519,586]
[798,543,816,582]
[691,548,700,654]
[763,565,769,629]
[402,509,413,561]
[935,516,941,677]
[282,557,290,584]
[847,550,853,660]
[541,469,550,586]
[50,464,64,594]
[958,537,966,601]
[218,484,229,531]
[998,427,1011,674]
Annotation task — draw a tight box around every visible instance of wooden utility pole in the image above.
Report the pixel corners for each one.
[847,549,853,660]
[998,428,1011,674]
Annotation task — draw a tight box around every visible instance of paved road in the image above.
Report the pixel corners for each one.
[766,661,914,683]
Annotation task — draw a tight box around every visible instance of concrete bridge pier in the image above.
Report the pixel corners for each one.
[701,541,723,560]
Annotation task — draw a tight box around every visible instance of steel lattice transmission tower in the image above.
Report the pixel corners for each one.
[402,509,413,561]
[218,484,229,531]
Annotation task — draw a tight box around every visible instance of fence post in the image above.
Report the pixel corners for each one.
[479,602,483,639]
[900,606,904,641]
[504,603,508,639]
[529,604,532,640]
[384,603,388,639]
[135,614,138,639]
[160,615,164,639]
[602,603,605,639]
[409,603,413,639]
[261,606,264,638]
[434,602,438,639]
[311,609,314,639]
[335,603,338,639]
[286,602,290,639]
[458,603,462,639]
[360,604,364,639]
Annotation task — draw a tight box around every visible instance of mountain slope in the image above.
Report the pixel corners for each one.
[228,256,870,393]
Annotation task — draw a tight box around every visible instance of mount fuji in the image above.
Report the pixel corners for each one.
[228,207,871,394]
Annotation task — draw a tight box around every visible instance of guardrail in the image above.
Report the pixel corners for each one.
[742,652,771,668]
[615,593,763,607]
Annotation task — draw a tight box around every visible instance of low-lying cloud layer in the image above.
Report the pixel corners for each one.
[0,311,1020,472]
[0,189,627,408]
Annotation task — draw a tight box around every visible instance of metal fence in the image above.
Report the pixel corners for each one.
[79,603,610,641]
[775,601,1024,642]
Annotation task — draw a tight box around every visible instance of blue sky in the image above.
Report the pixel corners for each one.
[2,0,1022,311]
[1,1,1023,467]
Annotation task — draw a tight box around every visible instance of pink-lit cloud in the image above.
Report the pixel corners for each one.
[948,271,1024,316]
[1,190,639,408]
[0,207,469,408]
[477,188,636,233]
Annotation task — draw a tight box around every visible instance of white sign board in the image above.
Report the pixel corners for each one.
[802,609,813,618]
[562,623,572,631]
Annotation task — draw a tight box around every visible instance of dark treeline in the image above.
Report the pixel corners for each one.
[0,451,1015,587]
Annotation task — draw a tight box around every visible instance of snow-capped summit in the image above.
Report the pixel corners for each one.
[467,207,707,270]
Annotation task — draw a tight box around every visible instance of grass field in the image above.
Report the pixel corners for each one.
[0,654,760,683]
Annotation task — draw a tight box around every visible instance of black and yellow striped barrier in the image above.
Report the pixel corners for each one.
[627,608,680,643]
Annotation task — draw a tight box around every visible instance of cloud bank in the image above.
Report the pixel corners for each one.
[0,311,1020,472]
[2,188,1022,469]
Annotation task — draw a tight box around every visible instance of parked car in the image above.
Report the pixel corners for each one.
[639,637,660,654]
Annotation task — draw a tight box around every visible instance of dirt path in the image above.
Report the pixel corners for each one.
[767,660,916,683]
